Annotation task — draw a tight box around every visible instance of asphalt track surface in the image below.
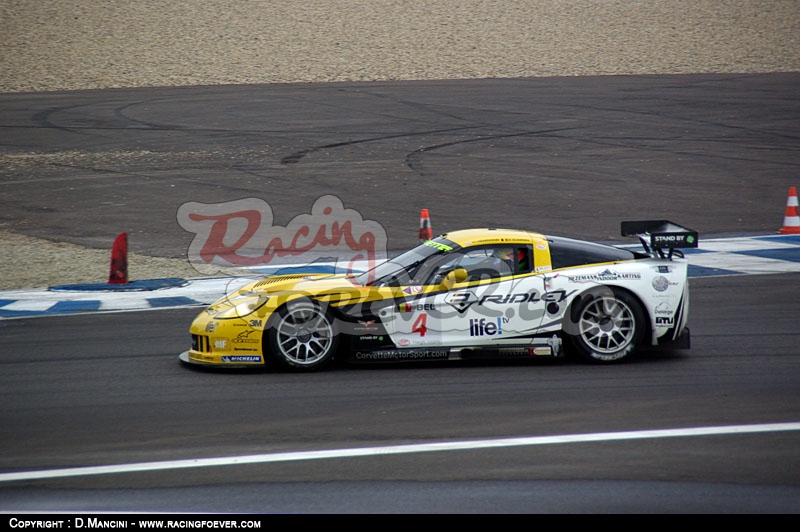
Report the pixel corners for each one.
[1,73,799,513]
[2,73,799,253]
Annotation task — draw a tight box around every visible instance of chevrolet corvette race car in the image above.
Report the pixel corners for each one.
[179,221,695,371]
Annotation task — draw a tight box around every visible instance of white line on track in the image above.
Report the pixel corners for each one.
[2,422,799,483]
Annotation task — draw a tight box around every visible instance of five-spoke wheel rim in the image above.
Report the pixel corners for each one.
[275,306,334,365]
[578,296,636,354]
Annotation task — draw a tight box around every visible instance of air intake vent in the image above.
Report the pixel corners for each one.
[253,274,309,289]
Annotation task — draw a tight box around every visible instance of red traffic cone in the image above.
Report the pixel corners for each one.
[778,187,800,235]
[108,232,129,284]
[419,208,433,242]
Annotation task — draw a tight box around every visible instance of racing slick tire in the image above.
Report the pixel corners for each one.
[266,299,339,372]
[565,286,647,363]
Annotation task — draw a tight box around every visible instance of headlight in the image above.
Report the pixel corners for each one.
[234,295,270,317]
[218,293,270,319]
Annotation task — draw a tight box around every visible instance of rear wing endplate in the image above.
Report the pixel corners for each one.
[621,220,698,257]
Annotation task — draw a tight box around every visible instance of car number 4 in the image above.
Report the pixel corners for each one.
[412,313,428,337]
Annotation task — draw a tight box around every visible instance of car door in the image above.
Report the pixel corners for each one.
[383,250,460,349]
[388,244,547,348]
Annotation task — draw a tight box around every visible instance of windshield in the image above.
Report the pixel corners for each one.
[356,238,458,286]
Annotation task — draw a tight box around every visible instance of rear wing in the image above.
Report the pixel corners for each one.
[621,220,698,258]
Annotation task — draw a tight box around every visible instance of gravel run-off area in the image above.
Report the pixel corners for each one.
[1,1,798,289]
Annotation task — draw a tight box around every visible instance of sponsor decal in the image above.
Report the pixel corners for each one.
[355,349,449,361]
[469,317,504,336]
[567,269,642,283]
[232,330,259,344]
[653,233,696,246]
[479,291,573,304]
[655,316,674,325]
[445,289,575,313]
[655,302,673,316]
[213,339,227,349]
[402,285,424,295]
[423,240,453,252]
[358,335,384,341]
[445,291,479,312]
[354,319,379,333]
[397,302,435,312]
[498,347,528,356]
[205,321,218,333]
[221,355,262,363]
[652,276,670,292]
[497,347,552,356]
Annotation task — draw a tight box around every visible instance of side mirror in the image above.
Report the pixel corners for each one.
[440,268,468,290]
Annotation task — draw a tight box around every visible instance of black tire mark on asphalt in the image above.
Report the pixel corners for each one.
[279,125,497,165]
[405,126,589,176]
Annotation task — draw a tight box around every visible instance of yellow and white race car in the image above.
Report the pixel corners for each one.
[180,221,695,371]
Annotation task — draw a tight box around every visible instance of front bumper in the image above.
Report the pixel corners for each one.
[657,327,690,349]
[179,350,266,368]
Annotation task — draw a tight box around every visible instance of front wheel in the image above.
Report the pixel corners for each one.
[266,299,339,371]
[566,287,646,363]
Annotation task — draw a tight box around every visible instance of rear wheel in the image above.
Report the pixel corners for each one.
[566,287,646,363]
[267,299,338,371]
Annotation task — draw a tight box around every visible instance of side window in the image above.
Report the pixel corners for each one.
[412,252,463,285]
[463,246,532,278]
[460,247,515,281]
[516,246,532,273]
[414,245,534,284]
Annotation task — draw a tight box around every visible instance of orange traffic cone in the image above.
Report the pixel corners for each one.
[778,187,800,235]
[108,232,129,284]
[419,209,432,242]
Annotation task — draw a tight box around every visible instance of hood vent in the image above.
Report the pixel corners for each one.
[252,274,311,289]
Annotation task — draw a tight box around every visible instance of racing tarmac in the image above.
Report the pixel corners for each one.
[2,73,799,513]
[2,71,799,315]
[2,73,798,258]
